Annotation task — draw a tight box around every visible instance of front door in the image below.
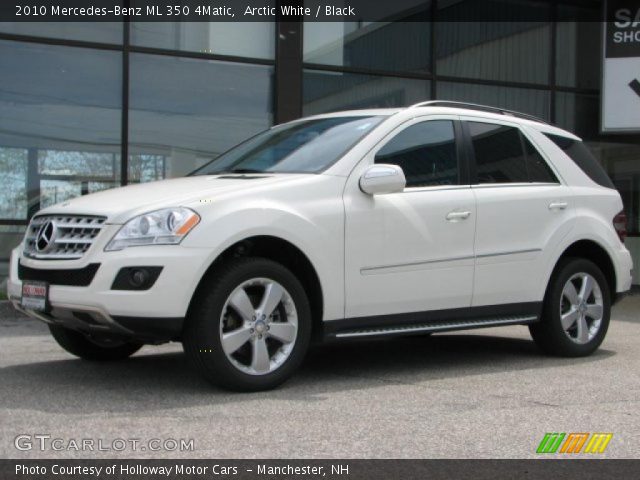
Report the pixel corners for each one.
[344,116,477,320]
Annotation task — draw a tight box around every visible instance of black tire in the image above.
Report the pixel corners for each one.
[49,325,143,361]
[529,257,611,357]
[183,257,312,392]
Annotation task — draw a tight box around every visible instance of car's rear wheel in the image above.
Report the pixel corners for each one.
[49,325,143,361]
[183,257,311,391]
[530,258,610,357]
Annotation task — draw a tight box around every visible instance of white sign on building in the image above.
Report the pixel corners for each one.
[602,0,640,133]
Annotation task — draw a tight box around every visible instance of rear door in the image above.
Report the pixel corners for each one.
[462,117,574,308]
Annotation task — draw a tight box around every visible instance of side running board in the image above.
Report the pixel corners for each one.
[331,315,538,339]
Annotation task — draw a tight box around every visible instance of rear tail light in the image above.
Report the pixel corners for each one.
[613,210,627,243]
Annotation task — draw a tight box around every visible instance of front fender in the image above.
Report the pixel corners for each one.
[182,202,344,322]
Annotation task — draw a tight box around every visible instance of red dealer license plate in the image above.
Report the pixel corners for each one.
[21,281,49,312]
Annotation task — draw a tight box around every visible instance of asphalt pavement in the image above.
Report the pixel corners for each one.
[1,296,639,459]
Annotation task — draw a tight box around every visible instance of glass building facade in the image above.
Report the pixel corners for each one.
[2,0,640,283]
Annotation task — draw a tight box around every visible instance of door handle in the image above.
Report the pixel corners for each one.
[446,210,471,221]
[548,201,568,210]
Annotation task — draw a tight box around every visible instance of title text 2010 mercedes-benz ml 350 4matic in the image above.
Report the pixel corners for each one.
[7,101,633,391]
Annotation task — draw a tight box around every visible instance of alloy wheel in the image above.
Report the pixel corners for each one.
[219,278,298,375]
[559,273,604,344]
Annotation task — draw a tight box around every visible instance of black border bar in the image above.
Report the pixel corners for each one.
[2,0,610,22]
[3,459,640,480]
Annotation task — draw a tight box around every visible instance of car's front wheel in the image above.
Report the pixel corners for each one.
[530,258,610,357]
[49,325,143,361]
[183,257,311,391]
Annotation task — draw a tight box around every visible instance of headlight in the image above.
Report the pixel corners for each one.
[105,207,200,251]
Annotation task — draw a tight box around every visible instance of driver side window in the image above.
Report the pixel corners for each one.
[375,120,458,188]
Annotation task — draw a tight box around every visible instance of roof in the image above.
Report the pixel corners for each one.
[289,101,581,140]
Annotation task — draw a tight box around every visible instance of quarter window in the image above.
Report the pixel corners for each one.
[375,120,458,188]
[468,122,557,184]
[544,133,613,189]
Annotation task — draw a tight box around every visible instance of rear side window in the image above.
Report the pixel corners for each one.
[524,137,558,183]
[467,122,558,184]
[375,120,458,188]
[543,133,615,189]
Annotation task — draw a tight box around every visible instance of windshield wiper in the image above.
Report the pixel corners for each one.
[223,168,266,174]
[192,168,270,176]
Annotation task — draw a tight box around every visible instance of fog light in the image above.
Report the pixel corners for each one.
[111,266,163,291]
[130,268,149,287]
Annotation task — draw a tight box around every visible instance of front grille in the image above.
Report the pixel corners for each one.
[23,215,107,260]
[18,262,100,287]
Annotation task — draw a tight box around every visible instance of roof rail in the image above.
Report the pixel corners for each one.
[408,100,549,124]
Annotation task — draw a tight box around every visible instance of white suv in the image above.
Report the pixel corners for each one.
[7,101,633,391]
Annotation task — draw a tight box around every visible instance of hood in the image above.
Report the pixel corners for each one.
[37,174,311,224]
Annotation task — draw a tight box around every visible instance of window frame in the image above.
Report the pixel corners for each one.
[460,117,562,187]
[368,115,469,192]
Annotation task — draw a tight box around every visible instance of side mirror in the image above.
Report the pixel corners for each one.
[359,164,406,195]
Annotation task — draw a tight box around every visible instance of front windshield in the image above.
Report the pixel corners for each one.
[190,115,385,175]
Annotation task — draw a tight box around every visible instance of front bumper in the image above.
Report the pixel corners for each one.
[9,300,184,343]
[8,242,212,342]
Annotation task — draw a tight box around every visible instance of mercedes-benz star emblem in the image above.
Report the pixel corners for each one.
[35,220,57,252]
